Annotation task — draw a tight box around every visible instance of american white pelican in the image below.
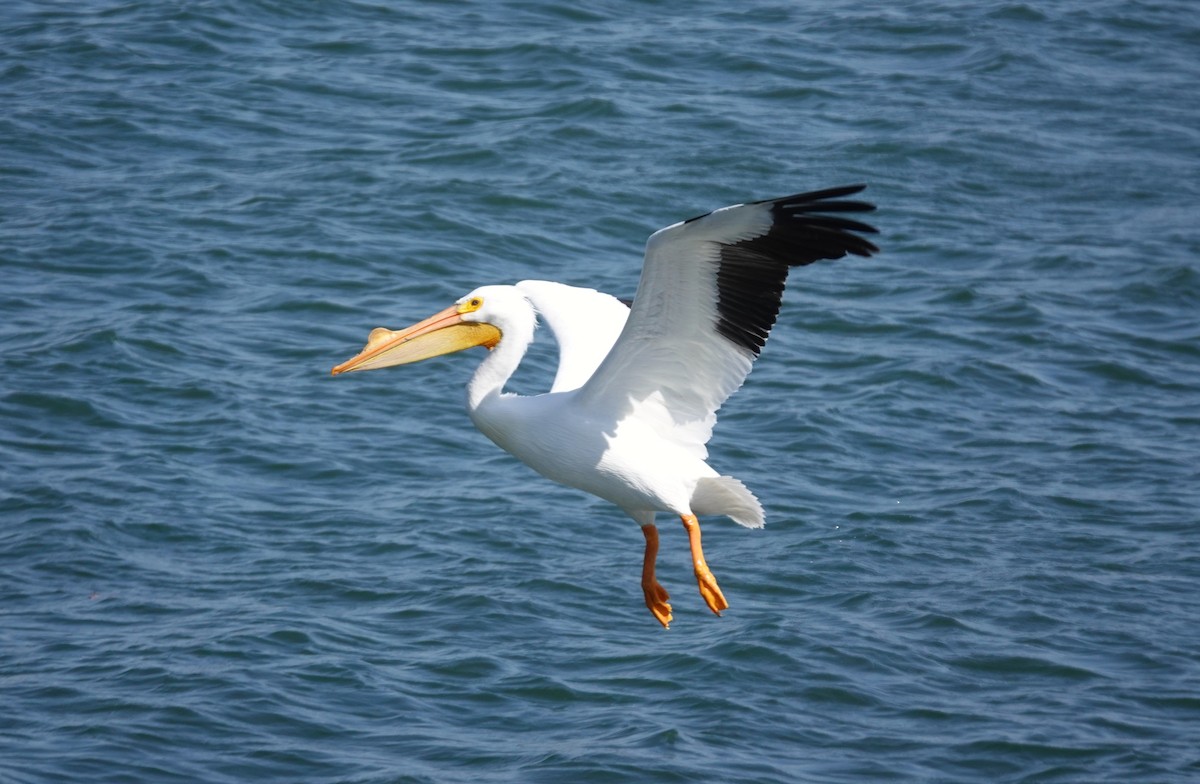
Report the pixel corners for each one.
[333,185,878,627]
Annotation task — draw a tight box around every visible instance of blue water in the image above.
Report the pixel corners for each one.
[3,1,1199,782]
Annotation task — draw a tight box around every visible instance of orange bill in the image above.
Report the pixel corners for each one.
[332,305,501,375]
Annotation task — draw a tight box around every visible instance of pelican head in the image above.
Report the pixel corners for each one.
[331,285,529,375]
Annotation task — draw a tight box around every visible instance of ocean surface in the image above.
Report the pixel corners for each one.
[3,1,1199,782]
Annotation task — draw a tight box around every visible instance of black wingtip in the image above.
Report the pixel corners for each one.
[765,184,879,261]
[713,184,879,355]
[769,185,877,221]
[759,183,869,206]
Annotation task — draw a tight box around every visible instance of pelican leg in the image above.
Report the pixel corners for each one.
[682,514,728,615]
[641,524,673,628]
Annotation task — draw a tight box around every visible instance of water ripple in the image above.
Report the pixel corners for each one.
[3,1,1200,782]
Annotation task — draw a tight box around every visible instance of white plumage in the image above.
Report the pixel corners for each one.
[333,185,878,627]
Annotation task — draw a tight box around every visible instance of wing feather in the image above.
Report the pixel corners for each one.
[516,280,630,393]
[577,185,878,458]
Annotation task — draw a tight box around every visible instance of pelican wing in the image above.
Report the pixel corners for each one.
[516,280,630,393]
[577,185,878,458]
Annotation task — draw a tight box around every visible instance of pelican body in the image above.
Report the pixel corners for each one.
[333,186,878,627]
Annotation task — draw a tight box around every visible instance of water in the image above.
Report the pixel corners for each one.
[3,1,1199,781]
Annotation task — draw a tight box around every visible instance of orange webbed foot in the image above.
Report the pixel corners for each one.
[640,523,672,628]
[643,580,673,628]
[682,514,729,617]
[693,563,728,616]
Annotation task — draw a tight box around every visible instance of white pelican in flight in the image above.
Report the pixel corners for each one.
[333,185,878,627]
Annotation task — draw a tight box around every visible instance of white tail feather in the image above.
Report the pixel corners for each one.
[691,476,765,529]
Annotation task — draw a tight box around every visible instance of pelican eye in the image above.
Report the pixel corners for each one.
[459,297,484,314]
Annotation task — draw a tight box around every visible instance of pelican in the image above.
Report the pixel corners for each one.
[333,185,878,627]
